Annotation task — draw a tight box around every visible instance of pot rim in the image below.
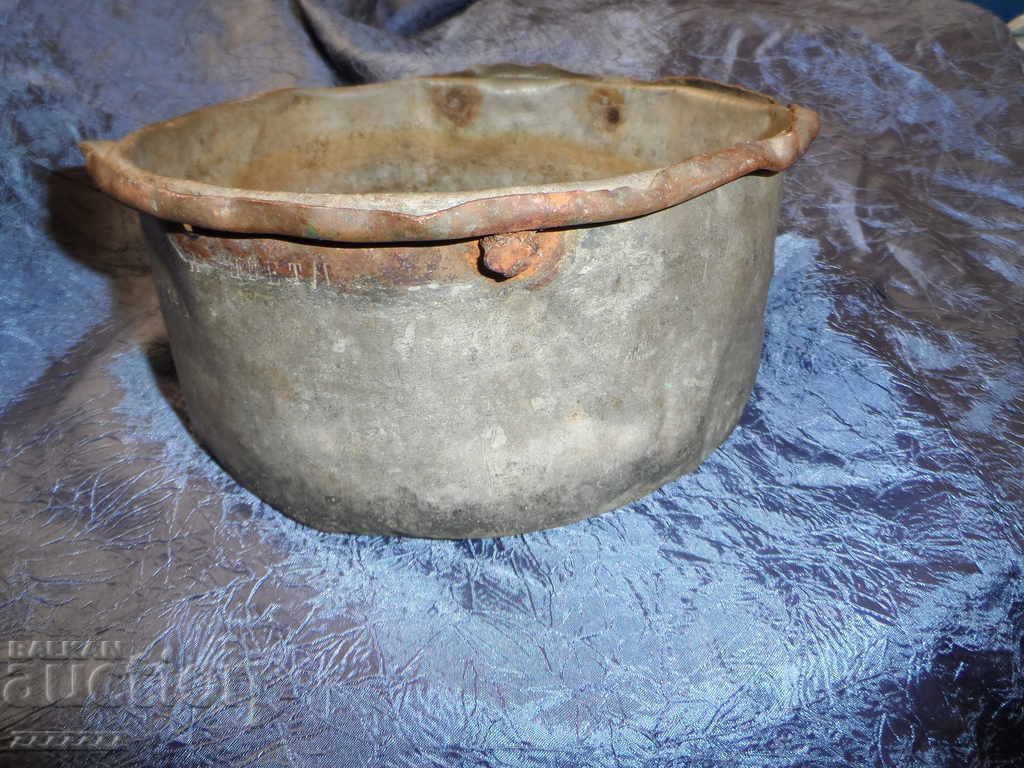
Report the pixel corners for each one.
[79,63,820,243]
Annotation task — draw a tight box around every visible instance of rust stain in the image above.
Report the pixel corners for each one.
[479,231,540,279]
[429,84,482,127]
[227,128,641,196]
[589,87,624,130]
[169,229,480,292]
[498,229,568,288]
[168,225,571,292]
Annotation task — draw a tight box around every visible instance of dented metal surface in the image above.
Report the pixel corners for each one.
[429,83,483,127]
[80,63,818,244]
[83,64,817,538]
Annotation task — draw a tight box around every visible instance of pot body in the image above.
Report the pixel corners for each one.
[144,170,782,538]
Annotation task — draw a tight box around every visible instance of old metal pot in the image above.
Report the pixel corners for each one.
[80,64,818,538]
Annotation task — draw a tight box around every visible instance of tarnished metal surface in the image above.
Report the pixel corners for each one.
[167,226,569,292]
[170,229,482,290]
[82,65,817,537]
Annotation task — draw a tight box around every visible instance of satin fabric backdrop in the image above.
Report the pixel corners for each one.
[1,0,1022,765]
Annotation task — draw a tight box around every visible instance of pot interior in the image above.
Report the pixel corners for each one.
[126,76,791,196]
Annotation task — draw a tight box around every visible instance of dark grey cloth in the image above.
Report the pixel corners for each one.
[1,0,1023,765]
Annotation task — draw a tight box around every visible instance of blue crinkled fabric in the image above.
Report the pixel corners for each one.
[1,0,1022,765]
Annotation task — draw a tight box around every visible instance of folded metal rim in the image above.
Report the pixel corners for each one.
[79,65,820,243]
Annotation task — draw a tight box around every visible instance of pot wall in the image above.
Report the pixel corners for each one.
[143,171,782,537]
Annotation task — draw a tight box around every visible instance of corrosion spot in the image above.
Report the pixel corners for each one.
[589,87,625,130]
[476,229,569,286]
[430,85,482,127]
[479,231,539,280]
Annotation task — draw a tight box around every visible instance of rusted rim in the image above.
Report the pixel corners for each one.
[79,64,820,243]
